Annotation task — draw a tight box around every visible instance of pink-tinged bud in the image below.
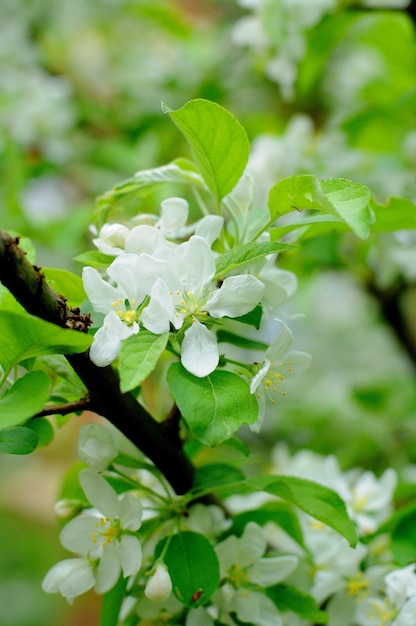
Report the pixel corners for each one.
[144,563,172,602]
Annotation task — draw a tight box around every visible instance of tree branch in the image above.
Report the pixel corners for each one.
[33,395,91,418]
[0,231,195,494]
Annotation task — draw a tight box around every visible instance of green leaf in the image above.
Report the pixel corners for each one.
[193,463,245,492]
[74,250,115,268]
[119,331,169,393]
[248,475,358,547]
[163,99,250,204]
[27,417,54,447]
[99,574,128,626]
[227,502,305,550]
[167,363,258,446]
[267,584,328,623]
[0,371,50,429]
[0,426,38,454]
[159,531,220,607]
[214,241,291,279]
[268,175,372,240]
[371,196,416,232]
[391,506,416,566]
[43,268,86,308]
[217,329,268,351]
[95,162,205,228]
[0,310,92,375]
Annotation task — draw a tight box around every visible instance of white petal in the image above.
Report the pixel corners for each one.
[78,423,118,471]
[124,225,169,254]
[141,278,175,334]
[160,197,189,232]
[82,266,122,314]
[89,311,134,367]
[206,275,264,318]
[94,541,121,594]
[249,555,298,587]
[107,254,147,305]
[118,535,142,577]
[195,215,224,246]
[181,322,219,377]
[250,359,270,394]
[177,236,216,291]
[42,558,95,601]
[79,469,119,519]
[266,322,293,361]
[145,563,172,601]
[118,492,142,531]
[60,514,98,555]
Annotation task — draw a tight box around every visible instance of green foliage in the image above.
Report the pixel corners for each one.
[100,576,128,626]
[119,331,169,393]
[158,531,220,608]
[167,363,258,445]
[0,426,38,454]
[214,241,292,278]
[163,99,250,206]
[0,371,50,429]
[267,584,328,624]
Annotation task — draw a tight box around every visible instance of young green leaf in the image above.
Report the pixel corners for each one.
[158,531,220,608]
[214,241,292,279]
[119,331,169,393]
[167,363,258,446]
[99,575,128,626]
[268,175,372,240]
[163,99,250,205]
[267,584,328,624]
[371,196,416,232]
[193,463,246,492]
[0,310,92,375]
[248,475,358,547]
[0,371,50,429]
[43,268,86,308]
[0,426,38,455]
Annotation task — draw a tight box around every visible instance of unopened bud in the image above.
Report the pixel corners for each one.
[144,563,172,602]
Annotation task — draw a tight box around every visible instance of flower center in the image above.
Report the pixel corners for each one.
[91,516,121,547]
[346,573,369,598]
[111,298,140,326]
[256,360,293,404]
[366,599,397,625]
[227,564,252,590]
[171,289,208,320]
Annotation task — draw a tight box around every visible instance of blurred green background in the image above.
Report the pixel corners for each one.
[0,1,415,623]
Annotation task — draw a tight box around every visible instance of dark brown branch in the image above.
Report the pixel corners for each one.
[33,395,91,418]
[0,231,195,494]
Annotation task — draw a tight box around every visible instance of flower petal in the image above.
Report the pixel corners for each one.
[60,514,99,555]
[176,236,216,291]
[249,555,298,587]
[118,535,142,577]
[181,322,219,377]
[82,266,122,314]
[89,311,134,367]
[195,215,224,246]
[160,197,188,233]
[94,541,121,594]
[141,278,175,334]
[118,492,142,531]
[42,558,95,601]
[79,469,119,519]
[124,225,169,255]
[206,275,264,318]
[107,254,147,305]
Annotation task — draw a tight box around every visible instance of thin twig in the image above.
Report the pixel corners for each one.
[33,394,91,418]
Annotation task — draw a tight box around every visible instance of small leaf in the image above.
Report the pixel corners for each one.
[43,268,86,307]
[214,241,291,279]
[267,584,328,623]
[391,507,416,566]
[74,250,115,268]
[193,463,246,491]
[167,363,258,446]
[248,475,358,547]
[371,196,416,232]
[0,371,50,429]
[217,329,267,351]
[268,175,372,239]
[0,310,92,375]
[157,532,220,608]
[0,426,38,454]
[27,417,54,448]
[119,331,169,393]
[163,99,250,204]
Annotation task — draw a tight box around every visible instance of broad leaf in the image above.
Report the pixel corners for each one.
[214,241,292,279]
[119,331,169,392]
[267,584,328,624]
[268,175,372,239]
[100,575,128,626]
[248,475,358,547]
[0,371,50,429]
[193,463,246,492]
[157,531,220,608]
[43,268,86,307]
[0,426,38,455]
[167,363,258,446]
[74,250,115,268]
[163,99,250,204]
[371,196,416,232]
[0,311,92,375]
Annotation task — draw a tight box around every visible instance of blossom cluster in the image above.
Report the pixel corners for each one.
[42,425,416,626]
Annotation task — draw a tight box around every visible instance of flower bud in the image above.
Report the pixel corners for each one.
[144,563,172,602]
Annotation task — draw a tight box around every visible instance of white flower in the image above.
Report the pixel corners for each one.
[250,322,311,429]
[83,253,174,366]
[214,522,298,626]
[78,423,118,470]
[58,469,142,595]
[356,567,416,626]
[144,563,172,602]
[93,223,130,256]
[347,468,397,535]
[158,235,265,377]
[42,557,96,603]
